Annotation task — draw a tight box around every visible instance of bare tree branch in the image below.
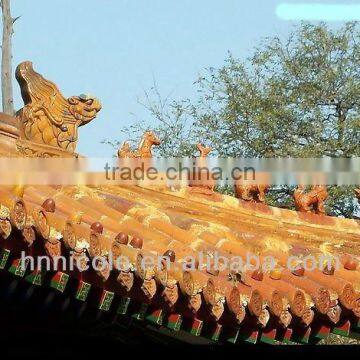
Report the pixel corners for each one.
[12,15,21,24]
[1,0,15,115]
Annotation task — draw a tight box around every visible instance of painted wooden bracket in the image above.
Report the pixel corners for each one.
[0,248,10,269]
[165,313,182,332]
[146,308,164,326]
[98,290,114,311]
[260,328,277,345]
[25,268,45,286]
[49,271,69,293]
[75,280,91,302]
[238,325,259,344]
[332,320,351,337]
[348,324,360,341]
[349,318,360,339]
[117,297,131,315]
[8,258,28,277]
[224,327,240,344]
[207,323,222,342]
[291,326,311,344]
[311,324,330,340]
[190,318,203,337]
[277,328,295,345]
[131,302,149,321]
[184,317,203,337]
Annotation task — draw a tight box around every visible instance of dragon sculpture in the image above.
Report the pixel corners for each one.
[0,61,102,157]
[293,185,328,215]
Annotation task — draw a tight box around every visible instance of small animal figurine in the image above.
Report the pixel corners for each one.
[355,188,360,202]
[234,183,269,203]
[117,141,135,158]
[197,143,211,158]
[188,143,214,194]
[293,185,328,215]
[117,131,161,158]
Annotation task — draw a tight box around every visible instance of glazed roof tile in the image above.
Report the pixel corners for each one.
[0,183,359,343]
[0,62,359,344]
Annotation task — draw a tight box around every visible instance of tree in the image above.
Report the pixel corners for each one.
[1,0,18,115]
[104,22,360,218]
[101,81,197,157]
[190,22,359,159]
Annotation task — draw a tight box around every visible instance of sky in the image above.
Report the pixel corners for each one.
[7,0,359,156]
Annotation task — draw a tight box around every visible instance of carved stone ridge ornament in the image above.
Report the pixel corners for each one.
[0,61,102,157]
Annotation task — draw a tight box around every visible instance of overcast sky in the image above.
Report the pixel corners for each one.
[8,0,358,156]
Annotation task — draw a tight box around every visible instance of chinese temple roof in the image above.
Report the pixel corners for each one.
[0,62,359,345]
